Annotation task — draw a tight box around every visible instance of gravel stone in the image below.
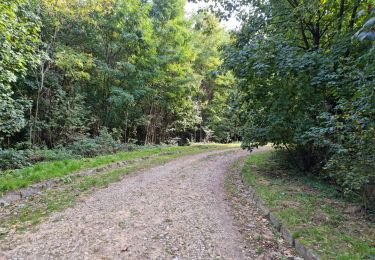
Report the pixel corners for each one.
[269,213,281,231]
[294,239,307,258]
[280,226,294,246]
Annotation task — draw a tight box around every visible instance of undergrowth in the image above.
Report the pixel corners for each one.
[242,151,375,260]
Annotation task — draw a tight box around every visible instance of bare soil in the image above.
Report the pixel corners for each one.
[0,148,296,259]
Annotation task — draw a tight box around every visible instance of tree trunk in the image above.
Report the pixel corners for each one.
[338,0,345,33]
[124,110,128,143]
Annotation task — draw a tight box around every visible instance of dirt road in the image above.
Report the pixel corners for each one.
[0,148,295,259]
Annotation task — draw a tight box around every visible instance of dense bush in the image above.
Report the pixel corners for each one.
[0,146,83,171]
[32,147,77,162]
[66,128,126,157]
[221,0,375,207]
[0,129,141,171]
[0,149,32,170]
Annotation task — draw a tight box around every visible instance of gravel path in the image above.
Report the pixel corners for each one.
[0,148,291,259]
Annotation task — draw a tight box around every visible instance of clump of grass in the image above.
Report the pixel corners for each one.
[242,151,375,259]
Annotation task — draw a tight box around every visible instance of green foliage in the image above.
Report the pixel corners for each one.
[0,131,129,171]
[0,96,30,145]
[33,89,91,146]
[0,0,39,144]
[220,0,375,204]
[355,7,375,41]
[0,0,235,149]
[66,128,125,157]
[0,149,32,170]
[0,146,77,171]
[0,0,239,173]
[191,13,239,142]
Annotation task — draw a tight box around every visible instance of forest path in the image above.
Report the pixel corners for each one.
[0,148,291,259]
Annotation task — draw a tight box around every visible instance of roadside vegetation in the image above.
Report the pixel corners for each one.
[242,150,374,259]
[217,0,374,211]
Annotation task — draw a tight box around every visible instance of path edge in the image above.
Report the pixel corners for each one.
[237,156,321,260]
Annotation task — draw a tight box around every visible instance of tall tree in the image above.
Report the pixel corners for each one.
[219,0,374,203]
[0,0,39,146]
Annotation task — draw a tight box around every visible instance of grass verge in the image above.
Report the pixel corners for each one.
[242,151,375,260]
[0,143,237,240]
[0,143,238,196]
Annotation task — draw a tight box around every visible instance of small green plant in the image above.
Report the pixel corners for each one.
[255,246,264,254]
[255,234,262,241]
